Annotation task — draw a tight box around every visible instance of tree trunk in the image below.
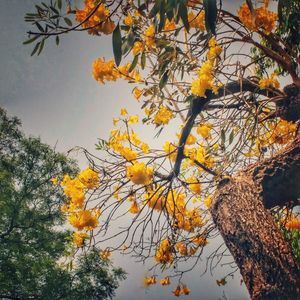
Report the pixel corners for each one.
[210,136,300,299]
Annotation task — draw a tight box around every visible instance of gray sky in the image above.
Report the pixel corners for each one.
[0,1,249,299]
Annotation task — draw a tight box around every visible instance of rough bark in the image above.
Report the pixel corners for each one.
[211,136,300,299]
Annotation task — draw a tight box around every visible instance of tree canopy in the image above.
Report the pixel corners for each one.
[23,0,300,298]
[0,108,126,300]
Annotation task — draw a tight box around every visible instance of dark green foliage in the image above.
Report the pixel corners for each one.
[0,108,126,299]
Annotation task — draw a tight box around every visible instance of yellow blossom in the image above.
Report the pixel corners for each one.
[176,242,188,256]
[132,41,144,56]
[163,141,177,162]
[144,276,156,287]
[50,177,58,185]
[204,195,213,208]
[93,58,118,84]
[78,167,99,189]
[128,115,139,125]
[67,209,100,231]
[160,277,171,285]
[155,239,174,264]
[100,248,112,260]
[76,2,111,35]
[153,106,174,125]
[188,11,205,31]
[126,162,153,185]
[197,123,213,139]
[187,176,201,194]
[73,231,89,247]
[120,108,128,116]
[285,218,300,230]
[259,73,280,89]
[133,87,143,100]
[237,2,277,34]
[124,15,134,26]
[128,201,140,214]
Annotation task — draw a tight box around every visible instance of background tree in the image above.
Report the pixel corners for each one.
[0,107,126,300]
[24,0,300,299]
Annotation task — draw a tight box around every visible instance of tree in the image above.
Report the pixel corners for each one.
[24,0,300,299]
[0,108,126,300]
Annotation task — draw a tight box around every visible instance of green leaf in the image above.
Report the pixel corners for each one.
[179,2,189,32]
[23,35,39,45]
[35,22,44,32]
[159,70,169,89]
[112,23,122,66]
[30,42,40,56]
[229,130,234,145]
[64,17,72,27]
[220,129,226,144]
[203,0,217,35]
[141,52,146,70]
[37,39,45,55]
[129,55,139,73]
[57,0,62,10]
[55,36,59,46]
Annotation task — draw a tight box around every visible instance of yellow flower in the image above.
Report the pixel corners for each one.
[133,87,143,100]
[155,239,174,264]
[176,242,188,256]
[172,285,181,297]
[187,176,201,194]
[144,276,156,287]
[163,141,177,162]
[153,106,174,125]
[197,123,213,139]
[128,115,139,125]
[73,231,89,247]
[50,177,58,185]
[285,218,300,230]
[128,201,140,214]
[188,11,205,31]
[204,195,213,208]
[67,209,100,231]
[163,19,176,31]
[160,277,171,285]
[92,58,118,84]
[141,143,149,154]
[182,285,191,295]
[120,108,128,116]
[124,15,134,26]
[76,2,111,35]
[100,248,112,260]
[120,147,138,161]
[78,167,99,189]
[144,187,165,211]
[237,2,277,34]
[132,41,144,56]
[259,73,280,89]
[126,162,153,185]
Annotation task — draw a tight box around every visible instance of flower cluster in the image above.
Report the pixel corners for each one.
[191,37,222,97]
[172,285,191,296]
[237,2,277,34]
[153,105,174,125]
[93,58,142,84]
[259,73,280,89]
[188,11,205,31]
[126,162,153,185]
[76,1,115,35]
[72,231,89,247]
[285,218,300,230]
[60,167,100,235]
[155,239,174,264]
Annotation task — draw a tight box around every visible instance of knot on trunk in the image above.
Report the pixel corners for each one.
[276,84,300,122]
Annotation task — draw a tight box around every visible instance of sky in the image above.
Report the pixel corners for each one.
[0,1,249,299]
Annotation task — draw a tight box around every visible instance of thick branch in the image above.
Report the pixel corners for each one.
[245,134,300,208]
